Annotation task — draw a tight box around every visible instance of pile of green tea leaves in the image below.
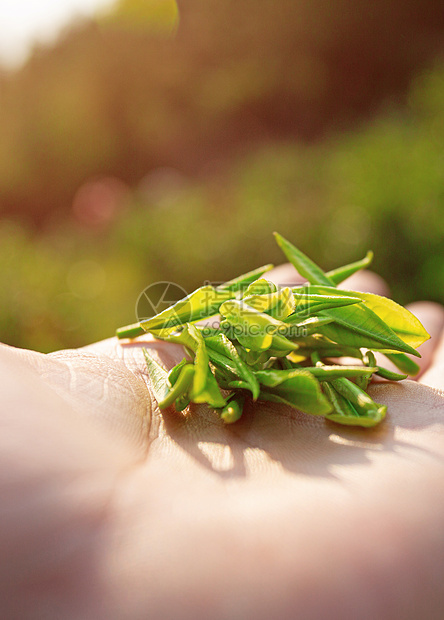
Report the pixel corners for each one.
[116,233,429,427]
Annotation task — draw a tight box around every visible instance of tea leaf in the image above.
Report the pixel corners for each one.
[258,370,332,416]
[274,232,333,286]
[217,264,274,294]
[375,366,408,381]
[142,349,170,405]
[219,393,246,423]
[290,290,363,316]
[126,232,430,429]
[325,251,374,285]
[306,286,429,349]
[205,333,260,400]
[383,352,420,376]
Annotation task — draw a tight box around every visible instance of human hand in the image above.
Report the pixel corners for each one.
[1,267,444,619]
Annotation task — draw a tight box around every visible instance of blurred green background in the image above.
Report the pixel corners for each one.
[1,0,444,352]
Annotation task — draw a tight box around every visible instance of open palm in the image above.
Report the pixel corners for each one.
[1,268,444,620]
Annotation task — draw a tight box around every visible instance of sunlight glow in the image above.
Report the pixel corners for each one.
[0,0,112,67]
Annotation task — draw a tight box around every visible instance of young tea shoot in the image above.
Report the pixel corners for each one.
[117,233,429,428]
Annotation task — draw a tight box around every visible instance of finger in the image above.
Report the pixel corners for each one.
[418,307,444,390]
[266,262,305,286]
[407,302,444,378]
[338,270,390,297]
